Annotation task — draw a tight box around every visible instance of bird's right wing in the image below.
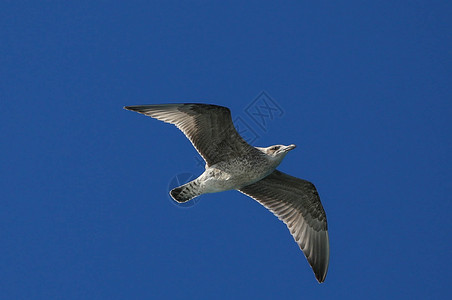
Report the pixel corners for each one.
[239,170,329,283]
[124,104,258,166]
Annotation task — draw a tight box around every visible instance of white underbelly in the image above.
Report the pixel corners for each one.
[199,166,273,194]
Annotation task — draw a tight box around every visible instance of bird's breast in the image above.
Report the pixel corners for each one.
[201,156,275,192]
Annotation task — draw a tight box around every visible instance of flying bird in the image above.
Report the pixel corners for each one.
[124,103,329,283]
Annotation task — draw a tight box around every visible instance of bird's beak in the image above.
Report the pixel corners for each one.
[286,144,296,151]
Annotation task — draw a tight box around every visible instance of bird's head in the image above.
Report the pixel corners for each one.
[258,144,296,165]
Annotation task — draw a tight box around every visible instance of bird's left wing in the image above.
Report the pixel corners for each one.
[238,170,329,283]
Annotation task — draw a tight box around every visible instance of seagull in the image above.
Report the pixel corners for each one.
[124,103,329,283]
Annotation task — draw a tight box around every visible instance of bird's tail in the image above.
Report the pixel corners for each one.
[170,179,202,203]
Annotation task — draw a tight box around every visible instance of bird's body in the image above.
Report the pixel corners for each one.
[196,156,268,193]
[125,103,330,283]
[176,145,293,198]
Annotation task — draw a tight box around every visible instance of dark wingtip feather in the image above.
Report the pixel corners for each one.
[315,269,326,283]
[124,105,140,111]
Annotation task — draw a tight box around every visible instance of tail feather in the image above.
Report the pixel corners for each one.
[170,180,202,203]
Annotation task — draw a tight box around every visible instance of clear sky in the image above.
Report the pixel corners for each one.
[1,1,451,299]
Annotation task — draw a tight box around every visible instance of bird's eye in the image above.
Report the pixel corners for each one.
[272,146,280,151]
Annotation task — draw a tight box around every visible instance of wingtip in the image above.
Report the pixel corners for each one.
[124,105,143,112]
[315,273,327,283]
[313,257,328,283]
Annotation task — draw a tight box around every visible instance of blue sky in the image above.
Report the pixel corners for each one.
[1,1,451,299]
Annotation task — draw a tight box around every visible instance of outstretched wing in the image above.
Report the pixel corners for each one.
[124,104,257,166]
[239,170,329,283]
